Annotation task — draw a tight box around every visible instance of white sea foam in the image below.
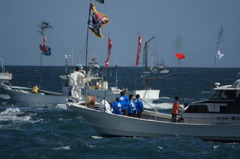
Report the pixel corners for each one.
[55,104,68,110]
[157,146,164,150]
[213,145,220,150]
[0,107,37,123]
[53,146,71,150]
[91,136,103,139]
[0,94,10,100]
[159,96,171,100]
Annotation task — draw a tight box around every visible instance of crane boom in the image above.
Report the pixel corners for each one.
[142,36,155,89]
[145,36,155,44]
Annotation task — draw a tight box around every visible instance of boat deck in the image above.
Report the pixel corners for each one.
[85,103,172,122]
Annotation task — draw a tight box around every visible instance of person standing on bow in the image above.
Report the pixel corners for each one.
[110,97,122,115]
[119,91,130,115]
[133,94,144,118]
[69,66,85,101]
[171,96,185,122]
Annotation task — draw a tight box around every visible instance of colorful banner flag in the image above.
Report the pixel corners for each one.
[88,2,110,38]
[175,53,185,59]
[136,36,142,66]
[95,0,104,4]
[40,44,51,56]
[216,50,224,59]
[105,38,112,68]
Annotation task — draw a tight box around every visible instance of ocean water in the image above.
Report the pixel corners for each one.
[0,66,240,159]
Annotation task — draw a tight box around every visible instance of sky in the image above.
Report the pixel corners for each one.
[0,0,240,68]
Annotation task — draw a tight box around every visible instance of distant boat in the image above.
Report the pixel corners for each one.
[150,60,169,74]
[68,78,240,142]
[0,60,69,106]
[0,58,68,106]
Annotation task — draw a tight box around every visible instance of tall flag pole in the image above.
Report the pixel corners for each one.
[37,21,53,89]
[213,25,224,68]
[175,53,185,96]
[105,37,112,68]
[211,25,224,88]
[85,2,92,68]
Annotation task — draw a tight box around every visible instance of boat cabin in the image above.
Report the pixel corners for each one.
[183,79,240,124]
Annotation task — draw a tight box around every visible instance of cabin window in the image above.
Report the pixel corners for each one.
[220,106,240,114]
[185,105,209,113]
[209,90,236,100]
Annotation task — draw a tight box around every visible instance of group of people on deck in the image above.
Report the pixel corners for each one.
[110,91,144,118]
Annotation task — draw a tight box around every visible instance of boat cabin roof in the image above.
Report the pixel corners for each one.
[214,79,240,91]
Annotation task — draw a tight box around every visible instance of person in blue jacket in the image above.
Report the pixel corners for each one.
[128,94,136,117]
[110,97,122,115]
[119,91,130,115]
[133,94,144,118]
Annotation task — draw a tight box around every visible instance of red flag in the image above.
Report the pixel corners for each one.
[105,38,112,68]
[175,53,185,59]
[136,36,142,66]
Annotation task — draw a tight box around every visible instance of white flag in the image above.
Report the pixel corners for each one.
[216,50,224,59]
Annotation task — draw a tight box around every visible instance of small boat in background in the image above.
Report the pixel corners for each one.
[150,61,169,74]
[0,57,69,106]
[0,58,12,85]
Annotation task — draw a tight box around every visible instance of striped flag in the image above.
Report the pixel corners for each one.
[136,36,142,66]
[105,38,112,68]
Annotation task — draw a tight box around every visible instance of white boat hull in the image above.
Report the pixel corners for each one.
[69,103,240,141]
[3,85,67,106]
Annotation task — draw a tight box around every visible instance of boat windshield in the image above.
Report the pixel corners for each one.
[209,90,236,100]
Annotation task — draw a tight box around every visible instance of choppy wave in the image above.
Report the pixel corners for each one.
[0,107,41,128]
[0,94,10,100]
[53,146,71,150]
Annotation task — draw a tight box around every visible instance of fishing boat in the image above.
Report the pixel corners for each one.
[150,51,169,74]
[150,60,169,74]
[0,66,69,106]
[0,58,12,85]
[82,58,120,103]
[68,79,240,142]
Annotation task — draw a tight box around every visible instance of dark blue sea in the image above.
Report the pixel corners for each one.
[1,66,240,159]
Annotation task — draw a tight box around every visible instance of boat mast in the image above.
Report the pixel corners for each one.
[83,2,92,100]
[143,36,155,89]
[85,2,92,69]
[213,25,224,68]
[115,65,118,87]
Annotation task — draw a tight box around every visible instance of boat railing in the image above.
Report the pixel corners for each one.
[182,114,232,124]
[141,99,158,119]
